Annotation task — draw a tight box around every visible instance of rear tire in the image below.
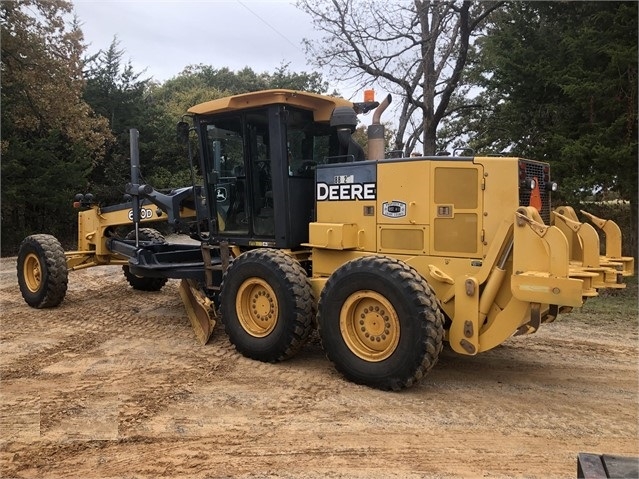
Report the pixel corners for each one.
[219,249,314,362]
[318,256,444,391]
[17,234,68,308]
[122,228,168,291]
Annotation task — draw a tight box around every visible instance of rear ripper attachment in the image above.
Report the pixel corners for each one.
[17,89,635,391]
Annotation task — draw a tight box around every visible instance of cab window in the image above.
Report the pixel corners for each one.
[286,109,336,177]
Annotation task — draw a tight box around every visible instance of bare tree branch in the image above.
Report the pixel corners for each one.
[298,0,504,154]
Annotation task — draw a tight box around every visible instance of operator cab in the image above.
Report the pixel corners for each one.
[186,90,356,249]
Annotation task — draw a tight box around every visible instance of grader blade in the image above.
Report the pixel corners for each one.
[178,279,215,345]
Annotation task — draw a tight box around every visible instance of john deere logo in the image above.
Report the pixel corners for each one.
[316,182,376,201]
[216,187,227,202]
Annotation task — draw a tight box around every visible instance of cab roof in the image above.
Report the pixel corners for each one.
[187,89,353,122]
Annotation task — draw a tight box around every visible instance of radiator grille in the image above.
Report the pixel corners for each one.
[518,160,551,224]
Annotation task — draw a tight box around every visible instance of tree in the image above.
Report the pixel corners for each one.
[444,1,637,257]
[268,62,331,93]
[83,58,333,194]
[297,0,502,155]
[84,37,151,137]
[1,0,111,253]
[83,37,157,200]
[158,62,330,98]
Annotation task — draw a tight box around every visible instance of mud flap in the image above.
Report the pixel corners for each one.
[178,279,216,345]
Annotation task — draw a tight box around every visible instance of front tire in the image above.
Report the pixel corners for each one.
[17,234,68,308]
[219,249,314,362]
[318,256,444,391]
[122,228,168,291]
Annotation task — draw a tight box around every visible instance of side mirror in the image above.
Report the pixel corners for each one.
[176,121,190,145]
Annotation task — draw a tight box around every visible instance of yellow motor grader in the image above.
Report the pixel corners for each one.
[17,89,634,390]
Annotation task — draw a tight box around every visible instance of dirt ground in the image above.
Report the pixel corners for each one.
[1,255,637,479]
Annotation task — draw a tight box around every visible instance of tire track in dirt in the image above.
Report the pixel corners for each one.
[421,339,639,439]
[2,266,219,440]
[0,332,105,381]
[33,276,277,439]
[6,268,637,441]
[1,255,637,478]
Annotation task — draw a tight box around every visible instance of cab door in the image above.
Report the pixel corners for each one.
[205,117,248,235]
[199,109,275,243]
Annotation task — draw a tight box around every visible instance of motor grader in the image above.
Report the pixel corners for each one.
[17,89,634,390]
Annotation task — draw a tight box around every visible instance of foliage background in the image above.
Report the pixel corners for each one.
[1,0,636,260]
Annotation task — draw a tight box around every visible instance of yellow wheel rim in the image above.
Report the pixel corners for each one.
[23,253,43,293]
[236,278,278,337]
[339,291,400,362]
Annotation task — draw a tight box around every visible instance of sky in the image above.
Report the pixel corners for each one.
[72,0,362,100]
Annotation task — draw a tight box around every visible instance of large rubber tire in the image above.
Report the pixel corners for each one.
[122,228,169,291]
[317,256,444,391]
[17,234,68,308]
[219,249,314,362]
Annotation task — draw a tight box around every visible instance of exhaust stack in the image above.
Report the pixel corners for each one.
[367,93,392,161]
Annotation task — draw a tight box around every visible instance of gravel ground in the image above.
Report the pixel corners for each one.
[1,256,637,478]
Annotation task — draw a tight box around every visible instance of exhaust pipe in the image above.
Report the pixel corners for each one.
[368,94,392,161]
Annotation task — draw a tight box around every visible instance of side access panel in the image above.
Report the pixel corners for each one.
[429,161,485,258]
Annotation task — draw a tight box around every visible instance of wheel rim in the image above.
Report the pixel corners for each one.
[236,278,279,337]
[23,253,43,293]
[339,290,400,362]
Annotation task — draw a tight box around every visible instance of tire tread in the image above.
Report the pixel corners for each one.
[318,255,444,391]
[122,228,169,291]
[220,249,314,362]
[17,234,68,308]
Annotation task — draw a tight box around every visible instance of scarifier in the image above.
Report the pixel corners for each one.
[17,89,634,390]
